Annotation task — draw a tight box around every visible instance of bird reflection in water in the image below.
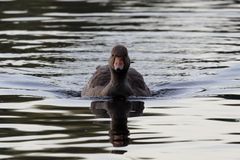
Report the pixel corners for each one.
[90,99,144,147]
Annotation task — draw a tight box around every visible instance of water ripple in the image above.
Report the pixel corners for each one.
[0,0,240,159]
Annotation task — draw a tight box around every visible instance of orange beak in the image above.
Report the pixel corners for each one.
[114,57,124,71]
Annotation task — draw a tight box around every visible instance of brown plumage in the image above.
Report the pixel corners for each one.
[81,45,151,97]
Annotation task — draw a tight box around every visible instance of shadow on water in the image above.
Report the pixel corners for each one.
[0,95,44,103]
[0,99,145,159]
[91,99,144,147]
[216,94,240,100]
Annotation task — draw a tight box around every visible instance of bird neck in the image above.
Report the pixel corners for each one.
[100,66,133,97]
[109,68,128,86]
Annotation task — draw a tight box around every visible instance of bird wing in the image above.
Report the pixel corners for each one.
[127,68,150,96]
[88,65,111,88]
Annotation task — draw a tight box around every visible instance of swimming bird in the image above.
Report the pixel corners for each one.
[81,45,151,98]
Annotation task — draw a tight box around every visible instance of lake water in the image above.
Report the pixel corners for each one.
[0,0,240,159]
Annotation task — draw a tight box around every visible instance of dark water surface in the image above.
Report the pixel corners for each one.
[0,0,240,159]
